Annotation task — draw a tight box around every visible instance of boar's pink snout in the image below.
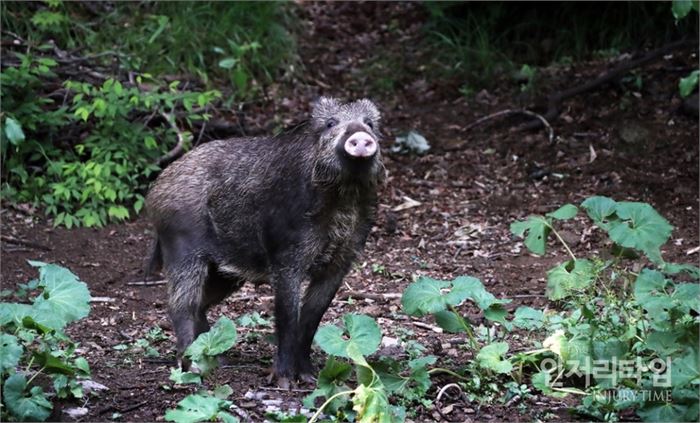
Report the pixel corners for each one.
[344,131,377,158]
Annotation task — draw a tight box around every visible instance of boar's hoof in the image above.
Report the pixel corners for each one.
[298,372,317,385]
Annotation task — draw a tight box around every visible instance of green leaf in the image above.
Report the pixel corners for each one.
[607,202,673,261]
[169,368,202,385]
[233,68,248,92]
[33,351,74,375]
[303,357,352,413]
[0,333,23,373]
[637,402,688,422]
[546,259,595,300]
[184,317,237,376]
[670,348,700,386]
[401,277,452,316]
[433,310,466,333]
[581,196,618,230]
[213,384,233,400]
[218,58,237,69]
[634,269,673,324]
[314,314,381,358]
[402,275,499,317]
[645,330,681,356]
[352,384,393,423]
[546,204,578,220]
[164,393,232,423]
[662,262,700,279]
[3,373,53,421]
[672,0,694,20]
[4,117,26,145]
[30,263,90,329]
[510,216,551,255]
[673,283,700,313]
[0,303,33,326]
[679,70,699,98]
[512,306,544,330]
[476,342,513,374]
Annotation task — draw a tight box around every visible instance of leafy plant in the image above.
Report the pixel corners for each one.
[511,196,700,421]
[1,53,221,228]
[165,385,238,423]
[0,261,94,422]
[306,314,409,422]
[164,317,239,423]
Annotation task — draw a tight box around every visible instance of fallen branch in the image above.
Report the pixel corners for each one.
[337,291,402,301]
[520,38,698,131]
[413,321,443,333]
[445,109,553,151]
[156,112,189,167]
[1,235,52,251]
[126,280,167,286]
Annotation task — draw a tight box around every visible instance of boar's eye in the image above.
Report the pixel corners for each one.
[364,118,374,130]
[326,118,338,129]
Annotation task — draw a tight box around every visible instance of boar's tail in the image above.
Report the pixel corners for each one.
[146,237,163,276]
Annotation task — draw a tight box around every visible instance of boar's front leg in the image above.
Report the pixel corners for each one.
[297,259,353,381]
[271,268,303,388]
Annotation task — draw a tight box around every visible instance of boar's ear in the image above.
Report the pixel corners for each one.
[312,97,340,124]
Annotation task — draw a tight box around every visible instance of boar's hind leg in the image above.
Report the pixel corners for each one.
[297,262,351,379]
[167,258,210,370]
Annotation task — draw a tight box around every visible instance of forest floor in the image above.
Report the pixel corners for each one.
[2,3,698,422]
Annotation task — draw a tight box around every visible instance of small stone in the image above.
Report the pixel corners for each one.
[64,407,89,419]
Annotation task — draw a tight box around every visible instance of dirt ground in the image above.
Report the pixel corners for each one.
[1,3,698,422]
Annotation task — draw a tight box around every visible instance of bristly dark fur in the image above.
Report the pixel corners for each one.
[145,98,384,383]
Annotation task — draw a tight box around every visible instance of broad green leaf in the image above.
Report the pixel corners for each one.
[218,58,237,69]
[634,269,673,324]
[671,348,700,386]
[645,330,681,356]
[607,202,672,260]
[303,357,352,413]
[546,204,578,220]
[673,283,700,313]
[164,393,231,423]
[476,342,513,374]
[512,306,544,330]
[31,263,90,329]
[454,276,510,310]
[484,304,510,328]
[581,196,618,230]
[662,262,700,279]
[637,402,688,422]
[0,333,22,373]
[213,384,233,400]
[217,411,239,423]
[672,0,694,20]
[184,317,237,375]
[33,351,74,375]
[546,259,595,300]
[3,373,53,421]
[233,68,248,92]
[169,368,202,385]
[402,275,501,317]
[0,303,33,326]
[679,70,699,98]
[510,216,551,255]
[314,314,381,359]
[4,117,26,145]
[433,310,466,333]
[352,384,393,423]
[401,277,452,316]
